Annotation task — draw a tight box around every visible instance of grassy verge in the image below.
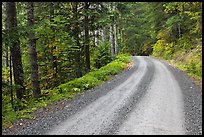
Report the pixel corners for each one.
[169,59,202,88]
[2,54,131,129]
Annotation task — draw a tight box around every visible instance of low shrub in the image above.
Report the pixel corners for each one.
[56,54,131,93]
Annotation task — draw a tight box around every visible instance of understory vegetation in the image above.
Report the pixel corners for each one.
[151,3,202,84]
[2,54,130,128]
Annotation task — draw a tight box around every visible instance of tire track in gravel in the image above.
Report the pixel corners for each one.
[2,56,140,135]
[116,57,185,135]
[160,59,202,135]
[100,56,155,135]
[3,56,201,135]
[45,56,155,135]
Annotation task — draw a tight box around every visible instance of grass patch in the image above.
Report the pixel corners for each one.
[2,54,131,129]
[170,59,202,88]
[152,45,202,88]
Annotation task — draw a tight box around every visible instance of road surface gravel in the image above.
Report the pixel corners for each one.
[2,56,202,135]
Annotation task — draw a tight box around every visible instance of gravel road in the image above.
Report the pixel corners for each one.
[2,56,202,135]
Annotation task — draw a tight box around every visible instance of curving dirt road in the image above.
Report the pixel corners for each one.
[2,56,202,135]
[44,56,201,135]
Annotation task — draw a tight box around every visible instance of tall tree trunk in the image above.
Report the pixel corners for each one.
[113,3,118,55]
[50,2,58,87]
[92,30,95,47]
[102,27,106,44]
[28,2,41,98]
[94,30,99,46]
[6,2,25,100]
[109,3,115,56]
[5,47,9,68]
[72,2,82,78]
[178,25,181,38]
[98,29,101,45]
[114,22,118,55]
[110,24,114,55]
[9,54,14,110]
[175,8,181,39]
[4,12,9,69]
[84,2,90,72]
[5,6,14,106]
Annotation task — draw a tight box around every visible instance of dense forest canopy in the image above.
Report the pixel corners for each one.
[2,2,202,127]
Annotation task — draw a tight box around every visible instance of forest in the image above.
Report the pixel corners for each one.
[2,2,202,128]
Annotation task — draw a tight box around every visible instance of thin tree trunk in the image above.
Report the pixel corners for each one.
[4,11,9,69]
[109,3,115,56]
[95,30,98,46]
[178,25,181,38]
[50,2,58,87]
[175,8,181,38]
[114,23,118,55]
[110,24,114,55]
[98,29,101,45]
[92,30,96,47]
[72,2,82,78]
[84,2,90,72]
[5,48,9,68]
[102,27,106,44]
[113,3,117,55]
[9,54,14,110]
[28,2,41,98]
[4,9,10,93]
[6,2,25,100]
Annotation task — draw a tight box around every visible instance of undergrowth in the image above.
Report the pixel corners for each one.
[152,36,202,87]
[2,54,131,129]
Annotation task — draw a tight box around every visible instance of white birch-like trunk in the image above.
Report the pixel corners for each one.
[110,24,114,56]
[95,30,98,46]
[109,3,115,56]
[114,23,118,55]
[98,29,101,44]
[102,27,106,43]
[113,2,117,55]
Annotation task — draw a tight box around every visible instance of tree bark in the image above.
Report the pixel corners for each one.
[5,47,9,68]
[114,22,118,55]
[72,2,82,78]
[109,3,115,56]
[10,53,14,110]
[84,2,90,72]
[6,2,25,100]
[4,12,9,68]
[110,24,114,55]
[50,2,58,87]
[102,27,106,44]
[28,2,41,98]
[94,30,99,46]
[113,3,118,55]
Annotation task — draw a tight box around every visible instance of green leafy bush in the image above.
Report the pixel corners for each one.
[92,43,113,69]
[57,54,130,94]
